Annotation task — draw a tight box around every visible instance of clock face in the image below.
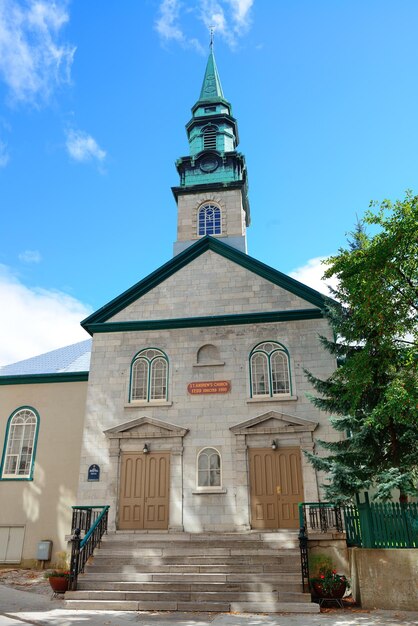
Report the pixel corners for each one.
[200,156,219,173]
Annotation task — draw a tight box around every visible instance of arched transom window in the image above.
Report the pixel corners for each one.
[130,349,168,402]
[249,342,291,398]
[197,447,221,488]
[1,408,39,479]
[198,204,221,236]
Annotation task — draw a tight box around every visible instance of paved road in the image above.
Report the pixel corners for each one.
[1,585,417,626]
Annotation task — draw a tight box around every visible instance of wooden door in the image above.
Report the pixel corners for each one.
[118,452,170,530]
[249,447,303,529]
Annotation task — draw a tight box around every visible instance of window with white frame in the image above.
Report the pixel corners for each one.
[130,349,168,402]
[198,204,221,236]
[197,447,221,488]
[249,341,291,398]
[1,408,39,479]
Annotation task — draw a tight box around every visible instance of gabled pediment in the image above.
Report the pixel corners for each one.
[104,416,189,439]
[230,410,318,435]
[81,237,330,334]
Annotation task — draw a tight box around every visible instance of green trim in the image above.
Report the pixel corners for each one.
[129,348,169,403]
[81,236,331,335]
[0,372,89,386]
[0,406,40,481]
[86,309,323,335]
[172,180,246,201]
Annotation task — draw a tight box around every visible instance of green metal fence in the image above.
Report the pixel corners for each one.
[343,493,418,548]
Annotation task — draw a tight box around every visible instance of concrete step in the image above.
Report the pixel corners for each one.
[97,544,300,554]
[66,590,311,602]
[64,598,319,613]
[76,580,303,594]
[108,530,298,540]
[86,561,298,574]
[93,552,299,562]
[77,571,301,583]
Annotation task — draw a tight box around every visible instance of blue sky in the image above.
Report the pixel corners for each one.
[1,0,417,365]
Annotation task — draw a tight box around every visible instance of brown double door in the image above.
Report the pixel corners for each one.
[118,452,170,530]
[249,447,303,529]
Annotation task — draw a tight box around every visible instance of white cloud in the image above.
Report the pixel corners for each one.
[289,256,338,297]
[155,0,255,51]
[155,0,184,43]
[18,249,42,263]
[66,129,106,164]
[0,264,92,366]
[0,139,9,166]
[0,0,76,105]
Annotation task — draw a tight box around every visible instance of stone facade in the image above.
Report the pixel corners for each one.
[174,189,247,255]
[77,252,337,531]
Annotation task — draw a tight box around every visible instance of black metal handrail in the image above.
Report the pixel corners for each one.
[298,525,310,592]
[69,505,109,591]
[299,502,344,534]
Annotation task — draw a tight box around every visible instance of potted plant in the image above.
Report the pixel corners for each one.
[310,567,348,599]
[44,570,70,593]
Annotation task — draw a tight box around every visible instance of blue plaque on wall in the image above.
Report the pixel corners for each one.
[88,464,100,481]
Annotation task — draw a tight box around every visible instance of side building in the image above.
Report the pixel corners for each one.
[0,341,90,564]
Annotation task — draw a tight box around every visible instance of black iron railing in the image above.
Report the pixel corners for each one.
[298,502,344,592]
[298,525,310,592]
[299,502,344,534]
[69,505,109,591]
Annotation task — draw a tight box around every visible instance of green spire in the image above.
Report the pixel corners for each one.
[198,46,225,102]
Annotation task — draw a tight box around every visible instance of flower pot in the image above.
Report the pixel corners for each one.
[48,576,69,593]
[312,579,347,599]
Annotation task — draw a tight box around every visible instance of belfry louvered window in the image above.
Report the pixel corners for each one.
[249,342,291,398]
[130,349,168,402]
[1,407,39,479]
[198,204,221,236]
[203,126,217,150]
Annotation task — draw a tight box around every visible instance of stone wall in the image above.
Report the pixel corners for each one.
[349,547,418,610]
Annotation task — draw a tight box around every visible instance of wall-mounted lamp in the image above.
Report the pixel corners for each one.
[143,443,150,454]
[271,440,277,450]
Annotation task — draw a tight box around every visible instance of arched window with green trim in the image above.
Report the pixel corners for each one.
[1,407,39,480]
[130,348,168,402]
[249,341,291,397]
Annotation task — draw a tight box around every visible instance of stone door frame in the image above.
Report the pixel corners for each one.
[230,410,318,530]
[104,416,188,532]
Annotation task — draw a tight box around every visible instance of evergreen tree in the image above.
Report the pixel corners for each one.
[306,192,418,503]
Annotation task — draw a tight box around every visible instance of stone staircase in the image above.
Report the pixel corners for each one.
[65,531,318,613]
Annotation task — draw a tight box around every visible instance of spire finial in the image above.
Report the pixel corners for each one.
[209,26,214,50]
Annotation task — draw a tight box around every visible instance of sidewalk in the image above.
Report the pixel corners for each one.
[1,585,417,626]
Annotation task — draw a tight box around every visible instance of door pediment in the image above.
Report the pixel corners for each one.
[104,416,189,439]
[230,410,318,435]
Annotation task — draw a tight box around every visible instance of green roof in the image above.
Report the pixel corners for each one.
[197,49,225,103]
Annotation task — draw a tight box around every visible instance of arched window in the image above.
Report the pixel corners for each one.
[130,349,168,402]
[1,407,39,479]
[197,447,221,488]
[203,125,217,150]
[198,204,221,236]
[249,342,291,398]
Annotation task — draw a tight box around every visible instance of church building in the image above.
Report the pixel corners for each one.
[0,47,338,563]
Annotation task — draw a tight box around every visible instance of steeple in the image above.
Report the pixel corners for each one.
[172,44,250,256]
[198,46,225,103]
